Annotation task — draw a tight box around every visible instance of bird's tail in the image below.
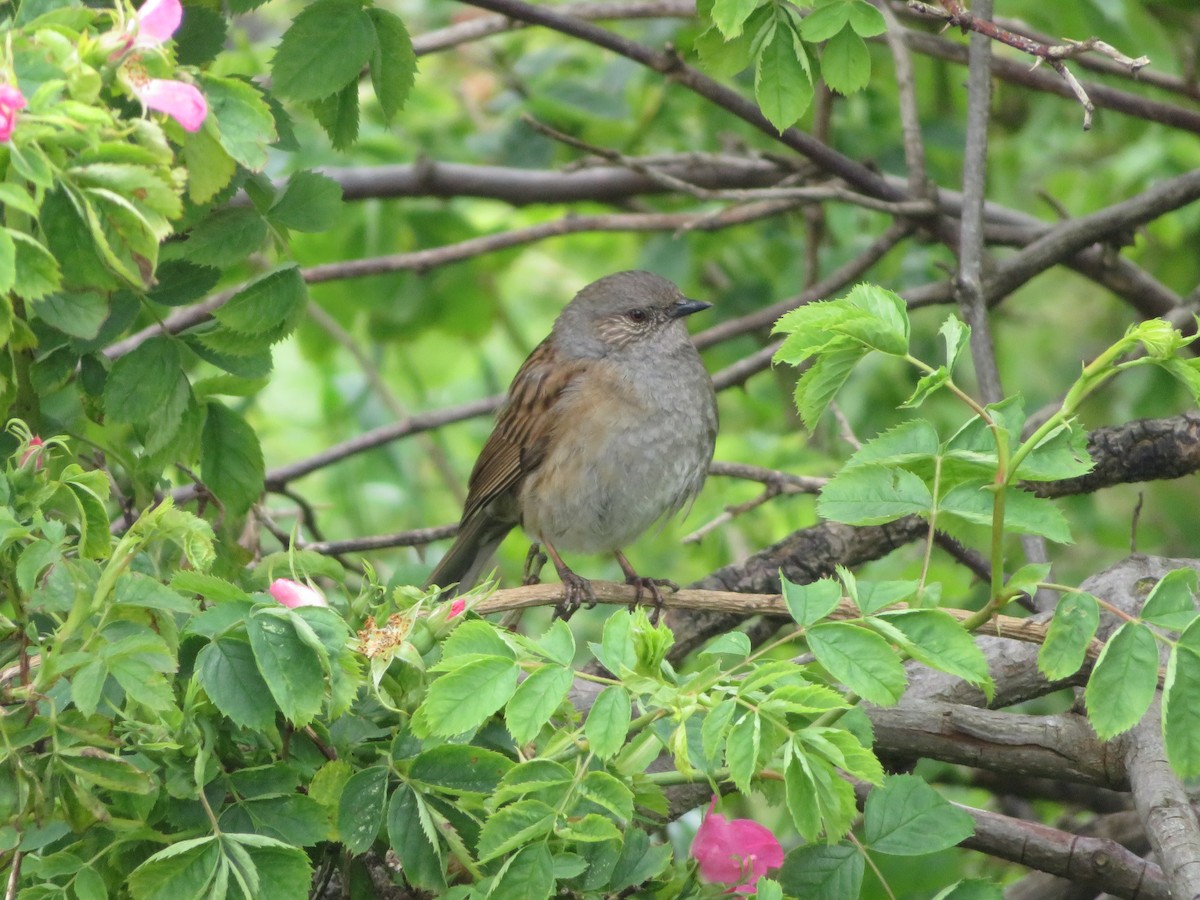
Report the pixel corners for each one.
[425,515,513,597]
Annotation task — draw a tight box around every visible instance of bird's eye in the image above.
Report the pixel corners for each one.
[627,309,648,323]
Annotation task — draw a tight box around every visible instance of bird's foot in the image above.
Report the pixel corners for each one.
[624,575,678,624]
[553,569,597,621]
[522,543,547,586]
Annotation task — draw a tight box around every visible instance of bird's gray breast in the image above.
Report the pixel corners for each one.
[520,348,716,554]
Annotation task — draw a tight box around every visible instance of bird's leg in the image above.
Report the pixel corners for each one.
[542,539,595,620]
[522,542,548,585]
[614,551,678,622]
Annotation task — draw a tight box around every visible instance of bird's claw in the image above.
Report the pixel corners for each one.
[554,570,597,621]
[523,543,548,586]
[625,575,678,624]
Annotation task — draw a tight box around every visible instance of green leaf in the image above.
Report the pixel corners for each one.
[476,799,556,862]
[199,75,277,171]
[782,575,842,627]
[725,712,760,792]
[1085,621,1160,739]
[418,656,520,736]
[875,610,992,691]
[69,163,182,220]
[267,172,343,233]
[246,608,325,726]
[1038,593,1100,681]
[338,766,389,855]
[586,685,632,760]
[365,8,417,122]
[793,342,866,428]
[179,208,269,267]
[149,261,222,308]
[807,622,907,706]
[1164,619,1200,777]
[799,0,851,41]
[11,231,63,300]
[220,796,330,846]
[58,749,155,794]
[855,579,918,614]
[235,841,312,899]
[489,844,555,900]
[932,880,1005,900]
[592,609,637,676]
[821,28,870,95]
[1013,422,1093,481]
[848,0,887,36]
[181,126,237,204]
[710,0,766,38]
[576,771,634,823]
[441,619,515,661]
[778,841,863,900]
[700,631,752,660]
[817,464,933,525]
[535,618,576,666]
[0,228,16,296]
[198,638,279,729]
[103,337,184,425]
[863,775,974,854]
[507,665,572,743]
[694,18,758,78]
[214,266,307,337]
[939,482,1072,544]
[409,744,513,794]
[558,813,623,843]
[754,878,784,900]
[493,760,573,806]
[846,419,941,469]
[1141,568,1199,631]
[387,785,447,892]
[127,837,222,900]
[201,401,265,516]
[754,15,812,132]
[30,292,108,341]
[115,572,195,613]
[272,0,378,102]
[310,81,360,150]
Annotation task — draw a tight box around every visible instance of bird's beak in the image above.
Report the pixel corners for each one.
[669,297,712,319]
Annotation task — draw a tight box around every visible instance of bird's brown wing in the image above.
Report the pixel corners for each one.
[461,337,585,524]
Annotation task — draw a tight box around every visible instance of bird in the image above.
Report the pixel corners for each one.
[426,270,719,618]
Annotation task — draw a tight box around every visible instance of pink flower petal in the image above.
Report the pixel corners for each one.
[0,83,28,143]
[135,79,206,131]
[691,797,784,893]
[137,0,182,43]
[448,599,466,619]
[18,435,44,469]
[269,578,328,609]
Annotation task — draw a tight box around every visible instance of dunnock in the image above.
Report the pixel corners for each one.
[427,270,718,617]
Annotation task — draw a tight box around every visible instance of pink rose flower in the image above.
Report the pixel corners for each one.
[691,796,784,893]
[448,599,466,619]
[136,0,182,44]
[269,578,328,609]
[134,78,207,131]
[0,83,28,142]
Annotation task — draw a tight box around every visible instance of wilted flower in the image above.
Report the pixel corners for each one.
[131,77,207,131]
[448,599,466,619]
[691,796,784,893]
[269,578,328,609]
[135,0,183,44]
[18,435,44,470]
[0,84,27,142]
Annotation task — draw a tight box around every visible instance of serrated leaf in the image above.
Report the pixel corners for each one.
[782,575,842,627]
[181,126,237,204]
[799,0,851,41]
[821,28,870,94]
[875,610,991,692]
[310,80,360,150]
[817,464,932,525]
[794,341,866,428]
[272,0,377,102]
[1141,568,1199,631]
[409,744,513,794]
[863,774,974,854]
[807,622,907,705]
[246,608,325,726]
[1164,619,1200,777]
[725,712,760,792]
[387,786,447,892]
[939,482,1072,544]
[586,685,632,760]
[506,664,573,744]
[180,207,268,267]
[1038,592,1100,681]
[196,638,275,729]
[476,799,556,862]
[199,75,277,171]
[754,16,812,132]
[846,419,941,469]
[337,766,389,855]
[1014,422,1093,481]
[104,336,185,425]
[200,401,265,516]
[418,656,519,737]
[489,844,554,900]
[777,844,864,897]
[848,0,887,36]
[214,266,307,337]
[1085,621,1159,739]
[710,0,766,38]
[12,231,64,300]
[366,8,416,122]
[267,171,343,233]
